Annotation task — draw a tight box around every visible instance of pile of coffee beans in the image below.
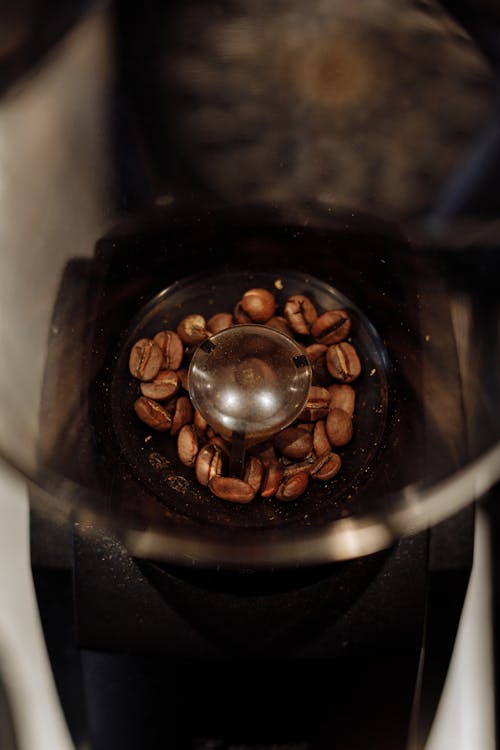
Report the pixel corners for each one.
[128,287,361,504]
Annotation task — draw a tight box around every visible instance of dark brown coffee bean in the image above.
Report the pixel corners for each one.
[261,462,283,498]
[255,443,278,467]
[207,312,233,334]
[284,294,318,335]
[300,386,331,421]
[140,370,179,401]
[266,316,293,336]
[177,368,189,390]
[296,421,314,433]
[233,301,252,324]
[311,309,351,345]
[311,452,342,480]
[177,424,199,466]
[274,427,313,460]
[129,338,163,381]
[326,408,353,446]
[313,420,331,456]
[134,396,172,431]
[208,476,255,504]
[177,314,208,345]
[243,456,264,493]
[304,343,329,386]
[170,396,194,436]
[153,330,184,371]
[282,455,316,478]
[193,409,209,432]
[326,342,361,383]
[195,443,224,486]
[276,471,309,501]
[240,288,277,323]
[327,384,356,417]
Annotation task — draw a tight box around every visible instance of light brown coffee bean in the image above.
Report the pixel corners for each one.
[207,312,233,334]
[260,462,284,498]
[134,396,172,431]
[233,301,252,324]
[327,384,356,417]
[326,342,361,383]
[276,471,309,501]
[129,338,163,381]
[195,443,224,486]
[177,314,208,345]
[311,452,342,480]
[208,476,255,503]
[170,396,194,436]
[177,424,199,466]
[140,370,179,401]
[274,427,313,460]
[243,456,264,493]
[300,386,331,421]
[284,294,318,335]
[326,408,353,446]
[311,309,351,345]
[313,420,331,456]
[266,316,293,336]
[153,330,184,371]
[240,288,277,323]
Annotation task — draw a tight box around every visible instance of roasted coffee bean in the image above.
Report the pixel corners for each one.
[195,443,224,486]
[311,309,351,345]
[171,396,194,436]
[300,386,331,421]
[284,294,318,335]
[177,368,189,390]
[311,452,342,481]
[207,312,233,334]
[282,455,316,478]
[129,338,163,381]
[208,476,255,504]
[243,455,264,493]
[134,396,172,431]
[326,342,361,383]
[153,330,184,371]
[274,427,313,460]
[177,314,208,345]
[240,288,277,323]
[266,316,293,336]
[255,442,278,467]
[233,301,252,324]
[313,420,331,456]
[140,370,179,401]
[305,343,330,386]
[326,408,353,446]
[276,471,309,501]
[296,421,314,433]
[193,409,209,432]
[327,383,356,417]
[177,424,199,466]
[260,462,284,498]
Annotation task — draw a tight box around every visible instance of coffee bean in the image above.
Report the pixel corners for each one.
[327,384,356,417]
[177,368,189,390]
[171,396,194,436]
[311,309,351,345]
[311,452,342,481]
[284,294,318,335]
[313,420,331,456]
[233,301,252,324]
[326,408,353,446]
[208,476,255,503]
[274,427,313,460]
[129,338,163,381]
[240,288,277,323]
[177,424,199,466]
[140,370,179,401]
[207,312,233,334]
[193,409,209,432]
[261,462,284,498]
[177,314,208,345]
[299,386,331,421]
[195,443,224,486]
[276,471,309,501]
[255,443,278,467]
[266,316,293,336]
[134,396,172,431]
[305,343,330,386]
[282,455,316,478]
[153,330,184,371]
[243,455,264,493]
[326,342,361,383]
